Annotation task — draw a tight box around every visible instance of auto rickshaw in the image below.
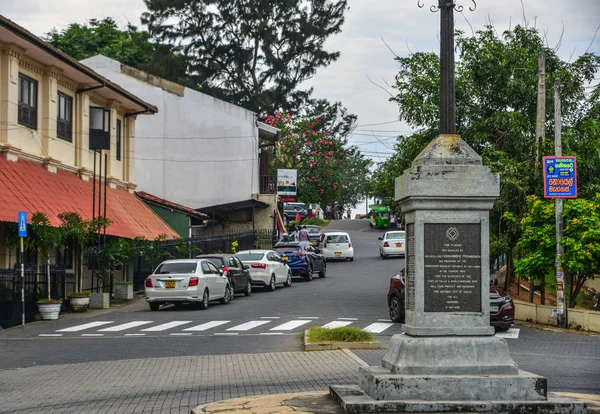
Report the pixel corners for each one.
[369,205,390,229]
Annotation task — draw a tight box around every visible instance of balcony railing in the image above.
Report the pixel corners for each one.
[260,175,276,194]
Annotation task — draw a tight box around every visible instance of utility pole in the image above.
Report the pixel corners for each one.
[554,79,567,329]
[534,53,546,180]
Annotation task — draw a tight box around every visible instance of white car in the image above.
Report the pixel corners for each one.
[236,250,292,291]
[379,230,406,259]
[321,232,354,261]
[145,259,231,311]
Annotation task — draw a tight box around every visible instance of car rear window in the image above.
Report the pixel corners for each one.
[204,257,225,268]
[155,262,197,274]
[274,246,303,254]
[326,234,349,243]
[386,232,405,240]
[306,227,320,234]
[236,252,266,261]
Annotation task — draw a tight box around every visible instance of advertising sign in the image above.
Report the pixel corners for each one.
[277,169,297,197]
[543,156,577,198]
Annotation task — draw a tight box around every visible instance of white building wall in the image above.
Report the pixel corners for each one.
[81,55,260,209]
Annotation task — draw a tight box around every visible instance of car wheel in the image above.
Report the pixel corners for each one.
[389,296,405,323]
[149,302,160,312]
[173,302,185,310]
[304,265,313,282]
[268,275,276,291]
[284,271,293,287]
[319,262,327,278]
[382,253,387,260]
[349,257,354,262]
[220,285,231,304]
[244,278,252,296]
[198,289,209,310]
[495,325,511,332]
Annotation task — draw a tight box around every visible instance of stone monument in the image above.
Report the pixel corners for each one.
[330,1,586,412]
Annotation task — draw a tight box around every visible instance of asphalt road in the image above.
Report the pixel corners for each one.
[1,219,599,400]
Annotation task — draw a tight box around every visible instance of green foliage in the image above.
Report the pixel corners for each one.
[142,234,172,269]
[26,212,63,262]
[306,326,375,343]
[142,0,348,115]
[174,238,200,259]
[253,239,262,249]
[68,291,91,297]
[231,240,239,255]
[116,281,133,286]
[300,217,330,227]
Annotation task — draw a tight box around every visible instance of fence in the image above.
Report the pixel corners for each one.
[132,229,275,292]
[0,265,74,329]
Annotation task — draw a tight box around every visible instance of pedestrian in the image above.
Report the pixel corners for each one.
[295,212,302,222]
[390,214,396,228]
[326,205,332,220]
[298,226,310,242]
[346,208,351,220]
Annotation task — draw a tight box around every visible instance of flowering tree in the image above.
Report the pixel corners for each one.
[265,112,368,207]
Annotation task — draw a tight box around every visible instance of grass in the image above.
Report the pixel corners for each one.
[305,326,375,343]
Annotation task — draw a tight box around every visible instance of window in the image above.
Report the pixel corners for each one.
[18,73,38,129]
[154,262,197,274]
[57,92,73,141]
[89,107,111,150]
[206,262,220,274]
[228,257,238,268]
[116,119,122,160]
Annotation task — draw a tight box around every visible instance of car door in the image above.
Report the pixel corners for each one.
[201,261,217,298]
[235,257,250,285]
[305,244,322,271]
[268,252,284,282]
[207,261,227,298]
[228,256,243,290]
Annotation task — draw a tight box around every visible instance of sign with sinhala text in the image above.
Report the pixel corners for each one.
[277,169,297,197]
[543,156,577,198]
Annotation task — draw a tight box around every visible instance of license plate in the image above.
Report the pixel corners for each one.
[395,243,403,247]
[311,241,317,245]
[282,256,288,261]
[490,306,499,313]
[165,280,176,289]
[334,252,341,257]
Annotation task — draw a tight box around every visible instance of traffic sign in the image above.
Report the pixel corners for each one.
[18,212,27,237]
[543,156,577,198]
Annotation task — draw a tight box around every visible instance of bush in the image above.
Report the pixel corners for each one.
[301,217,330,227]
[115,281,133,286]
[306,326,375,343]
[68,291,91,297]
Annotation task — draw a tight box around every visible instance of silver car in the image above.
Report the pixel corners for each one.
[145,259,232,311]
[236,250,292,291]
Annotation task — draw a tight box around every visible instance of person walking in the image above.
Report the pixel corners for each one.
[298,226,310,242]
[346,208,352,220]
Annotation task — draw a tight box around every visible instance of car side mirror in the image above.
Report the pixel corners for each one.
[243,264,250,270]
[378,237,383,240]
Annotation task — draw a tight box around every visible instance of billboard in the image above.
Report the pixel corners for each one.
[277,169,297,197]
[543,156,577,199]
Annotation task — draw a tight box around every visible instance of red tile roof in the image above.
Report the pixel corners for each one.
[0,156,178,240]
[136,192,208,220]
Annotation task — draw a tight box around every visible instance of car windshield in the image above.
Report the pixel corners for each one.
[380,212,390,218]
[274,246,303,254]
[236,252,265,261]
[326,234,349,243]
[386,232,405,240]
[204,257,226,268]
[155,262,197,274]
[306,227,320,234]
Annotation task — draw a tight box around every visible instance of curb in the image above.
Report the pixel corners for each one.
[516,320,600,336]
[303,329,381,351]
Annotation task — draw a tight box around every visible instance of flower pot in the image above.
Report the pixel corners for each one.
[37,302,62,320]
[69,296,90,312]
[114,284,133,300]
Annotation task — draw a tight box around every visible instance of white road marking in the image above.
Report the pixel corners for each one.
[124,334,146,336]
[170,333,193,336]
[377,319,391,322]
[337,318,358,321]
[261,317,280,319]
[141,321,192,332]
[183,321,230,331]
[81,334,104,337]
[98,321,153,332]
[298,317,319,319]
[57,321,114,332]
[215,332,238,336]
[226,320,271,331]
[260,333,284,335]
[270,320,312,331]
[322,321,353,329]
[363,322,394,333]
[39,334,62,337]
[495,328,520,339]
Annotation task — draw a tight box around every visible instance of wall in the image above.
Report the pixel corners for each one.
[146,204,190,239]
[254,194,277,231]
[81,55,260,209]
[514,300,600,333]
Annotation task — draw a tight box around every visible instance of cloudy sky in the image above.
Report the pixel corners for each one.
[1,0,599,163]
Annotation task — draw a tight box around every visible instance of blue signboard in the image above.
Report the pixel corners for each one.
[543,156,577,198]
[18,212,27,237]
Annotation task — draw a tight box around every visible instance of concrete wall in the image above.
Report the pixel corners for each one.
[81,55,260,210]
[514,300,600,333]
[254,194,277,231]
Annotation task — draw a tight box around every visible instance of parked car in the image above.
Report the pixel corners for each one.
[378,230,406,259]
[145,259,231,311]
[489,279,515,331]
[273,242,326,281]
[196,254,252,297]
[236,250,292,291]
[288,225,322,245]
[321,232,354,261]
[387,270,515,330]
[284,204,308,221]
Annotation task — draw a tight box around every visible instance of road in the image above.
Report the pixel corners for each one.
[0,219,599,413]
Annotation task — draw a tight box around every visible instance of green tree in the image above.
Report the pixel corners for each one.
[46,18,194,89]
[142,0,348,115]
[26,213,63,300]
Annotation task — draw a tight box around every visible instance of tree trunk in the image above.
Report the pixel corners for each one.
[540,276,546,305]
[528,278,534,303]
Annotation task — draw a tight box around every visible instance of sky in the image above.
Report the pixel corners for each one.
[1,0,599,166]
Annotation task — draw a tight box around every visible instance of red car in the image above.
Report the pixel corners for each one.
[387,270,515,330]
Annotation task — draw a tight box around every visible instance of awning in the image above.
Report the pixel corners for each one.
[0,157,178,240]
[197,199,269,218]
[136,191,209,220]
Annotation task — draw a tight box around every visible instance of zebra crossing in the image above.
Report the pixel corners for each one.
[47,317,398,337]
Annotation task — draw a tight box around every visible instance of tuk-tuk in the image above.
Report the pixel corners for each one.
[369,205,390,229]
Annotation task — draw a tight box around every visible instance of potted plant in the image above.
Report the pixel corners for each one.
[68,290,91,312]
[36,290,62,320]
[114,281,133,300]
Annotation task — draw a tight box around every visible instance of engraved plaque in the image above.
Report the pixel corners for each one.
[406,223,415,311]
[424,223,481,312]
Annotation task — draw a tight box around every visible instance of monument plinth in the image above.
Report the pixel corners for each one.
[330,135,586,413]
